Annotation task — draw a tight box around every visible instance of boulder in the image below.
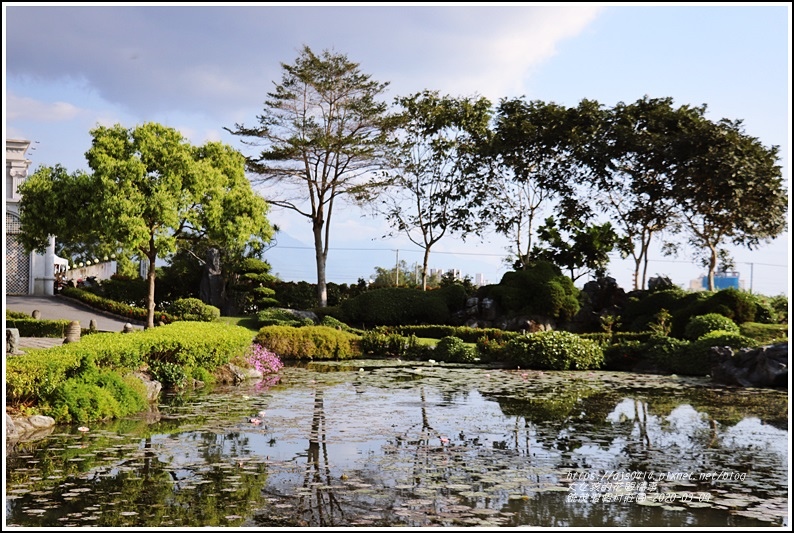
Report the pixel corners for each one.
[710,342,788,388]
[6,328,20,354]
[6,414,56,444]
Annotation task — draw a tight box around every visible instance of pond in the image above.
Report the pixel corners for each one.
[5,360,789,527]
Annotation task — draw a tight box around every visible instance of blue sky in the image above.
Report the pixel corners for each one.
[3,3,791,296]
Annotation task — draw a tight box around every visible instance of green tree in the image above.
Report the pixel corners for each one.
[530,216,621,283]
[368,259,422,289]
[484,98,597,271]
[672,115,787,291]
[587,97,696,290]
[18,122,274,328]
[226,45,393,307]
[381,91,492,290]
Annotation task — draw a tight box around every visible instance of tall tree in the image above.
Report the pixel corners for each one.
[381,91,492,290]
[587,97,701,290]
[483,98,596,270]
[17,122,273,328]
[226,45,393,307]
[672,116,787,291]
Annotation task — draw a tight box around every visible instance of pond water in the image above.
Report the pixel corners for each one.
[5,360,789,528]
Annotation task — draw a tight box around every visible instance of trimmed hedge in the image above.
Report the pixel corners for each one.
[166,298,221,322]
[5,318,73,338]
[255,325,360,360]
[338,287,451,327]
[6,322,255,406]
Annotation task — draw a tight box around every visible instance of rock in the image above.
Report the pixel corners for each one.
[279,308,318,323]
[31,309,41,319]
[63,320,81,343]
[6,328,20,354]
[6,414,56,444]
[710,342,788,388]
[130,370,163,402]
[122,323,135,333]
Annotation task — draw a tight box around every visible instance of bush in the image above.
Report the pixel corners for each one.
[434,336,477,363]
[339,287,449,327]
[257,308,315,328]
[5,318,73,337]
[739,322,789,345]
[603,340,647,371]
[485,262,580,321]
[502,330,604,370]
[166,298,220,322]
[684,313,740,340]
[40,356,149,424]
[359,329,412,357]
[643,335,690,371]
[6,322,254,410]
[255,325,360,360]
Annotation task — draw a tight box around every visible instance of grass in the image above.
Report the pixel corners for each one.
[217,315,260,332]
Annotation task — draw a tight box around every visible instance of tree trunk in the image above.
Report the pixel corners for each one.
[313,219,328,307]
[706,244,718,291]
[421,247,431,291]
[146,245,157,329]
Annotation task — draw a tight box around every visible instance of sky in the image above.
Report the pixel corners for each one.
[3,2,791,297]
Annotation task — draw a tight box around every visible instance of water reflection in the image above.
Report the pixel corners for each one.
[5,363,788,527]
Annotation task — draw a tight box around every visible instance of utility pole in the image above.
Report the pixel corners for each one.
[394,249,399,286]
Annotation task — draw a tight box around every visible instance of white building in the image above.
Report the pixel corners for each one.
[5,138,68,295]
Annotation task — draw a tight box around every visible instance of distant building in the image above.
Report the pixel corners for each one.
[690,271,743,291]
[5,139,68,295]
[474,273,488,286]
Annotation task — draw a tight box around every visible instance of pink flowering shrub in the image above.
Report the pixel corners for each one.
[246,343,284,376]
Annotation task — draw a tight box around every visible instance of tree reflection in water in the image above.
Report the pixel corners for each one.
[297,387,344,525]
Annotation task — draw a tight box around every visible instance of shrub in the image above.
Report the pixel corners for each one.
[339,288,449,327]
[41,359,149,424]
[319,315,351,331]
[149,361,189,389]
[6,322,254,411]
[257,308,315,328]
[359,329,411,357]
[246,344,284,375]
[643,335,690,371]
[684,313,740,340]
[5,318,72,337]
[739,322,789,345]
[255,325,360,360]
[6,309,29,319]
[434,336,477,363]
[166,298,220,322]
[475,335,508,363]
[503,330,604,370]
[602,340,647,371]
[485,263,580,321]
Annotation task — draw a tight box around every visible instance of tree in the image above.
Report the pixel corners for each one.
[18,122,274,328]
[483,98,596,270]
[380,91,492,290]
[672,116,787,291]
[226,45,393,307]
[530,216,622,283]
[587,97,696,290]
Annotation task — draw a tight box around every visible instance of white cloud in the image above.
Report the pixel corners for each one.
[6,93,83,122]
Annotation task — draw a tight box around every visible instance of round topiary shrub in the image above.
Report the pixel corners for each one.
[684,313,740,340]
[167,298,220,322]
[503,330,604,370]
[434,336,477,363]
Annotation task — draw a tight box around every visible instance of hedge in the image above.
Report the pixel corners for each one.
[255,325,360,360]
